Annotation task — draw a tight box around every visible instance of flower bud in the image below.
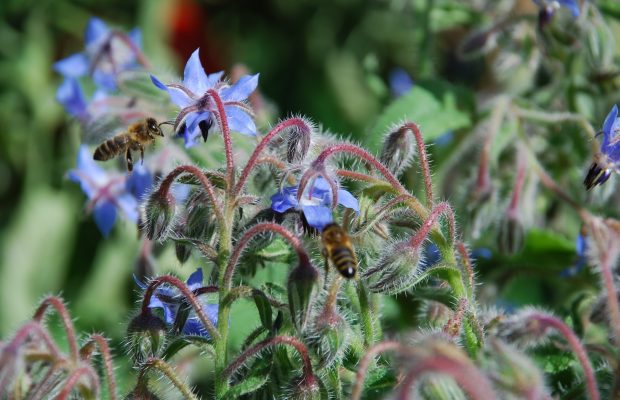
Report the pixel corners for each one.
[363,241,422,295]
[484,339,547,399]
[307,304,349,368]
[493,308,551,348]
[287,258,319,333]
[285,375,321,400]
[142,189,175,241]
[285,121,313,164]
[379,127,415,176]
[126,312,168,365]
[497,212,525,255]
[125,382,161,400]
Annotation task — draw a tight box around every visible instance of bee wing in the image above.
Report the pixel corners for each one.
[82,115,127,145]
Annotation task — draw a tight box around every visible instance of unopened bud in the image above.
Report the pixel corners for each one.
[497,212,525,255]
[380,128,415,176]
[285,121,313,164]
[307,305,349,368]
[364,241,422,294]
[142,190,175,241]
[494,308,551,348]
[125,382,161,400]
[126,313,167,365]
[287,258,319,333]
[485,340,547,399]
[286,374,321,400]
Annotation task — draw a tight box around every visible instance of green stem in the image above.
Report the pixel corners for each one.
[215,204,234,398]
[356,280,374,347]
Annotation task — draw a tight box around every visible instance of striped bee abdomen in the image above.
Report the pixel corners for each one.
[93,135,129,161]
[331,247,357,278]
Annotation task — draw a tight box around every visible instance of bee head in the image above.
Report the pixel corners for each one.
[146,117,164,137]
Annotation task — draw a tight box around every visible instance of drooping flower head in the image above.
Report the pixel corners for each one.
[134,268,218,338]
[54,17,144,91]
[150,49,259,147]
[271,176,359,231]
[584,105,620,190]
[532,0,580,28]
[69,145,146,236]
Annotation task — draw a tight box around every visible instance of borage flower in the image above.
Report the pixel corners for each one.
[150,49,258,147]
[69,145,149,236]
[134,268,218,338]
[584,105,620,190]
[532,0,580,28]
[271,176,359,231]
[54,17,144,91]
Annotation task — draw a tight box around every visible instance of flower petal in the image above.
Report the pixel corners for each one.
[126,165,152,201]
[68,146,108,198]
[93,201,117,237]
[116,193,139,222]
[220,73,259,102]
[302,205,333,230]
[224,106,257,136]
[151,74,168,90]
[602,105,619,150]
[128,28,142,49]
[56,78,88,120]
[85,17,110,46]
[54,53,89,77]
[186,268,203,290]
[183,49,210,94]
[559,0,580,17]
[271,188,298,213]
[206,71,224,88]
[337,189,359,213]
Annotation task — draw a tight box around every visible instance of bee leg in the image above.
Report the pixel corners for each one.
[126,149,134,172]
[322,249,329,288]
[139,144,145,165]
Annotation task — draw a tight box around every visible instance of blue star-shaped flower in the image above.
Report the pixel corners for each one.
[150,48,259,147]
[68,145,142,236]
[561,232,588,278]
[134,268,219,338]
[584,105,620,190]
[270,176,359,231]
[54,17,142,91]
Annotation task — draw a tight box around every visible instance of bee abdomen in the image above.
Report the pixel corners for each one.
[331,247,357,278]
[93,136,127,161]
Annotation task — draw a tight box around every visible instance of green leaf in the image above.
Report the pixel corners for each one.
[161,336,214,360]
[370,85,471,151]
[253,289,273,330]
[223,374,269,400]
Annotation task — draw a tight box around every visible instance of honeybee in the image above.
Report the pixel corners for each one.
[93,117,164,172]
[321,223,358,279]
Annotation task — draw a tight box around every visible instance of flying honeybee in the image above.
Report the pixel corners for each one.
[93,117,164,172]
[321,223,358,279]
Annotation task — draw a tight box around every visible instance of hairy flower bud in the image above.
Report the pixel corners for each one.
[285,121,313,164]
[497,213,525,255]
[493,308,551,348]
[364,241,423,294]
[485,340,548,399]
[142,189,175,241]
[126,313,168,365]
[285,374,321,400]
[287,258,319,333]
[380,127,415,176]
[307,304,349,368]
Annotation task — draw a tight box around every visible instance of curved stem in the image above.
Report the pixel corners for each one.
[5,321,61,359]
[141,276,220,341]
[351,341,410,400]
[352,194,418,238]
[79,334,117,400]
[508,151,527,213]
[336,169,386,185]
[397,354,495,400]
[221,285,286,309]
[399,122,434,206]
[223,222,308,289]
[207,89,235,189]
[409,202,456,249]
[138,357,199,400]
[456,241,475,299]
[235,118,312,196]
[312,143,407,194]
[56,366,100,400]
[531,314,600,400]
[157,165,224,225]
[32,296,79,362]
[222,336,313,381]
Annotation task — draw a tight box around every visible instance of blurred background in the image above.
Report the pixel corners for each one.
[1,0,620,393]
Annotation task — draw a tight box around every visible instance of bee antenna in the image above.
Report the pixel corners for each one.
[158,120,175,128]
